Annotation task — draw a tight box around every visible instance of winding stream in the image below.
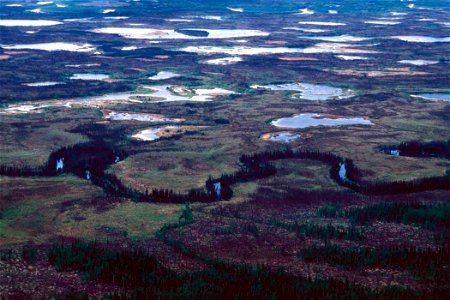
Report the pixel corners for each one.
[1,140,449,203]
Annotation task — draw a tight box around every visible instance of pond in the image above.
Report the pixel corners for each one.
[303,35,371,42]
[1,85,236,114]
[181,43,376,56]
[132,125,205,141]
[105,111,184,122]
[0,42,96,52]
[2,104,52,114]
[70,73,110,81]
[132,128,163,141]
[23,82,65,86]
[411,94,450,102]
[92,27,269,40]
[399,60,438,66]
[339,163,348,182]
[143,85,236,102]
[261,132,302,143]
[336,55,369,60]
[148,71,180,80]
[132,126,183,141]
[297,21,346,26]
[0,20,62,26]
[271,113,374,129]
[201,56,242,65]
[252,83,355,101]
[391,36,450,43]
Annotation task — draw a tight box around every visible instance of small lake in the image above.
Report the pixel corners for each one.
[143,85,235,102]
[70,73,110,80]
[271,113,374,129]
[74,92,152,103]
[132,126,180,141]
[1,85,236,114]
[411,94,450,102]
[132,128,161,141]
[339,163,348,182]
[399,60,438,66]
[1,42,96,52]
[105,111,184,122]
[148,71,180,80]
[263,132,302,143]
[2,104,51,114]
[252,83,355,101]
[23,81,65,86]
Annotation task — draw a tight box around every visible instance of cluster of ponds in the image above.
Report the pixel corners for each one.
[1,84,236,114]
[1,5,449,151]
[105,111,184,123]
[252,83,355,101]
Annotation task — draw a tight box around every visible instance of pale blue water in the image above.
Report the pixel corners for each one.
[255,83,354,101]
[339,163,347,182]
[271,113,374,129]
[412,94,450,102]
[270,132,301,143]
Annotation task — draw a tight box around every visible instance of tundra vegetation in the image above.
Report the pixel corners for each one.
[0,0,449,298]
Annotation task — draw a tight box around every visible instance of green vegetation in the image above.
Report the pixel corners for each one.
[81,202,182,240]
[0,200,41,240]
[317,204,344,218]
[116,148,235,192]
[346,202,450,229]
[46,240,447,299]
[178,203,194,224]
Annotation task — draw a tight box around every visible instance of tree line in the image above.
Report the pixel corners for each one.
[236,149,450,195]
[1,144,449,203]
[379,139,450,159]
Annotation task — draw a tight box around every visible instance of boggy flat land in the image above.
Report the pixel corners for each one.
[0,0,449,298]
